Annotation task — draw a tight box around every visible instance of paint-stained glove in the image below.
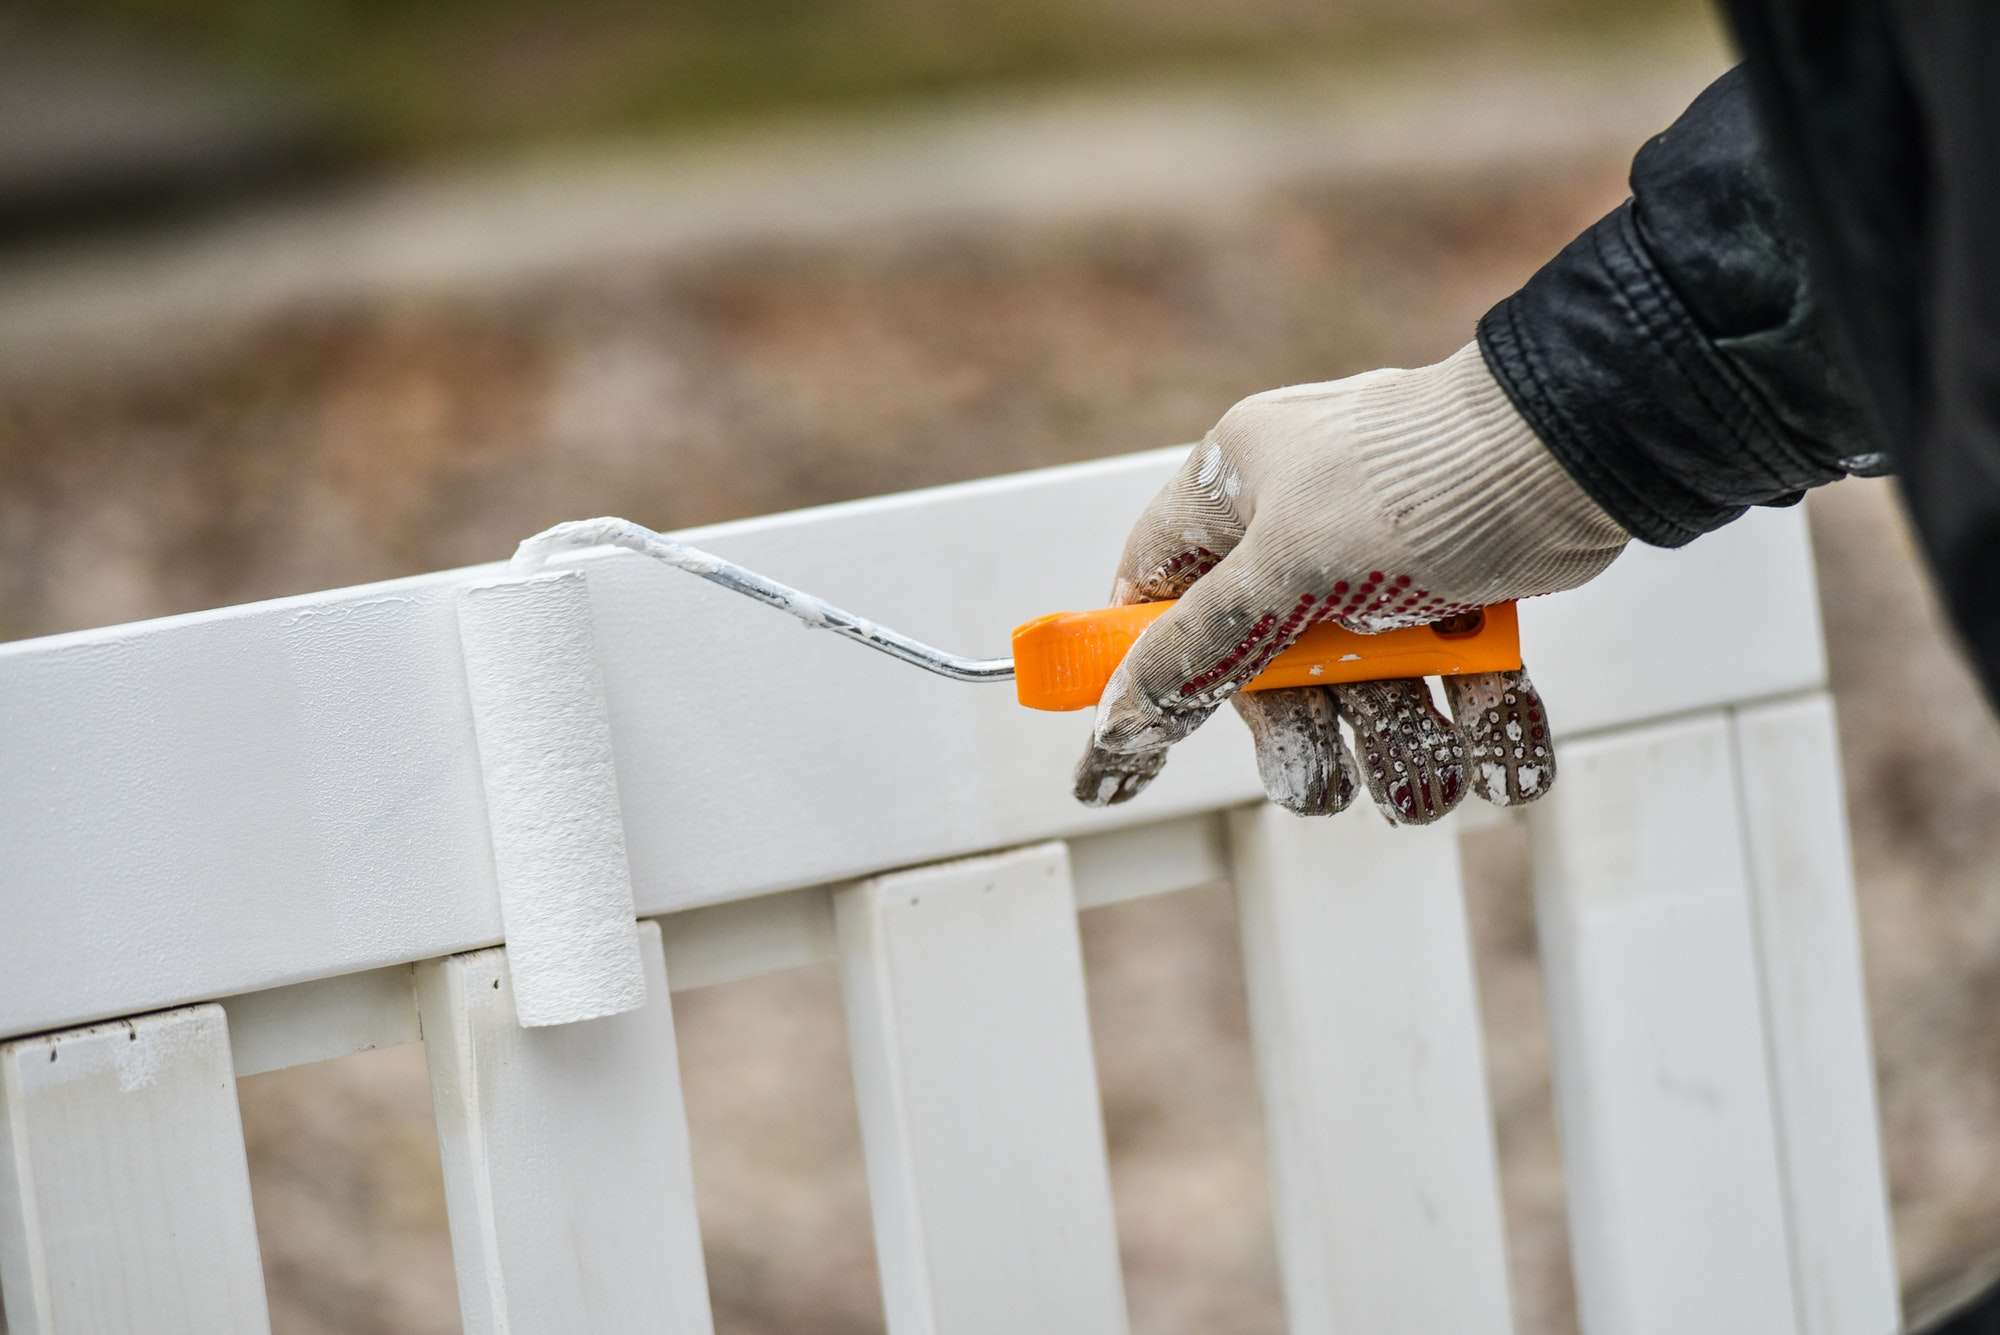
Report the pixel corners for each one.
[1074,341,1627,824]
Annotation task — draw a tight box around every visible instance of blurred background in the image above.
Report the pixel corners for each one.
[6,1,2000,1331]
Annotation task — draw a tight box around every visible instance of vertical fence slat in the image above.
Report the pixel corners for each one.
[416,921,713,1335]
[1733,695,1899,1334]
[1227,803,1514,1335]
[0,1005,270,1335]
[1528,712,1800,1335]
[834,842,1128,1335]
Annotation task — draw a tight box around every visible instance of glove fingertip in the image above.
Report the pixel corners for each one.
[1443,668,1558,807]
[1236,688,1355,817]
[1333,678,1469,826]
[1073,743,1167,809]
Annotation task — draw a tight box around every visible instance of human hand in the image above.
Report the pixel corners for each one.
[1073,342,1627,824]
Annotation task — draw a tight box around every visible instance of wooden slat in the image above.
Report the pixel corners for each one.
[0,450,1821,1041]
[1527,713,1799,1334]
[415,922,713,1335]
[834,843,1128,1335]
[1732,695,1899,1334]
[657,886,836,994]
[1227,804,1513,1334]
[197,814,1275,1082]
[1516,520,1826,734]
[1068,810,1230,908]
[222,964,417,1078]
[0,1005,269,1334]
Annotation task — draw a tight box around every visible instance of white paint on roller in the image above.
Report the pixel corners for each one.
[457,571,647,1027]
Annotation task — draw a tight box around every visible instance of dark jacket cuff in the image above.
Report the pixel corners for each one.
[1479,203,1835,548]
[1476,66,1875,548]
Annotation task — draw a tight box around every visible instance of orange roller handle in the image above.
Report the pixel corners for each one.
[1010,600,1520,712]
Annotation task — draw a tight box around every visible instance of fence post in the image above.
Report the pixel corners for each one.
[835,843,1129,1335]
[416,921,714,1334]
[1731,694,1899,1334]
[0,1006,270,1335]
[1528,712,1799,1334]
[1229,802,1514,1334]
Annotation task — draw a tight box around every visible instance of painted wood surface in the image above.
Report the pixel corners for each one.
[1068,807,1231,907]
[222,963,417,1078]
[1228,803,1513,1335]
[213,812,1235,1080]
[415,922,713,1335]
[0,1006,269,1334]
[835,844,1128,1335]
[1732,696,1899,1335]
[1527,713,1800,1335]
[657,884,837,994]
[0,450,1822,1040]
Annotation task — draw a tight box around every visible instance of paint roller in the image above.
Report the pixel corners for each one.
[457,570,649,1028]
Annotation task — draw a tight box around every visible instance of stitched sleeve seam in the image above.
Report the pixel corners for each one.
[1606,210,1822,490]
[1487,292,1704,545]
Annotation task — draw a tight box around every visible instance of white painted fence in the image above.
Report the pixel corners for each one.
[0,447,1898,1334]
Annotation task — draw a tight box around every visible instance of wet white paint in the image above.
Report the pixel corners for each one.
[457,571,647,1027]
[514,516,840,630]
[1194,442,1224,492]
[514,517,723,578]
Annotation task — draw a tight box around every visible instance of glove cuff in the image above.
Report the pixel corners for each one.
[1354,341,1629,599]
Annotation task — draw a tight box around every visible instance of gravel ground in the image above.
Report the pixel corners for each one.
[4,140,1998,1333]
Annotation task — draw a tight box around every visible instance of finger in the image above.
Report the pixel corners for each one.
[1233,688,1358,816]
[1072,442,1253,810]
[1073,647,1228,812]
[1075,530,1315,809]
[1073,744,1169,809]
[1090,531,1319,757]
[1442,666,1556,805]
[1106,442,1246,605]
[1332,677,1470,825]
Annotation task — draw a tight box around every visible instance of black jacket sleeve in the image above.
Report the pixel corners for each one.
[1476,65,1883,549]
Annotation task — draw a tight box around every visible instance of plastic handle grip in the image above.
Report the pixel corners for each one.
[1009,600,1520,712]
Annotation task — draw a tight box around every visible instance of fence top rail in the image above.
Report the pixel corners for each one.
[0,447,1825,1040]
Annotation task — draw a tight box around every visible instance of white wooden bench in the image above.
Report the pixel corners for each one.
[0,447,1898,1334]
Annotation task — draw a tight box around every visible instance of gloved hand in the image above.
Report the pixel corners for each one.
[1073,341,1628,824]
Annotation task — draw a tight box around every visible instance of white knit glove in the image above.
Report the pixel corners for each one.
[1074,342,1628,824]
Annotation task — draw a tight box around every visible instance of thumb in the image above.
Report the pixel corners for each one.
[1073,533,1318,810]
[1091,533,1320,756]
